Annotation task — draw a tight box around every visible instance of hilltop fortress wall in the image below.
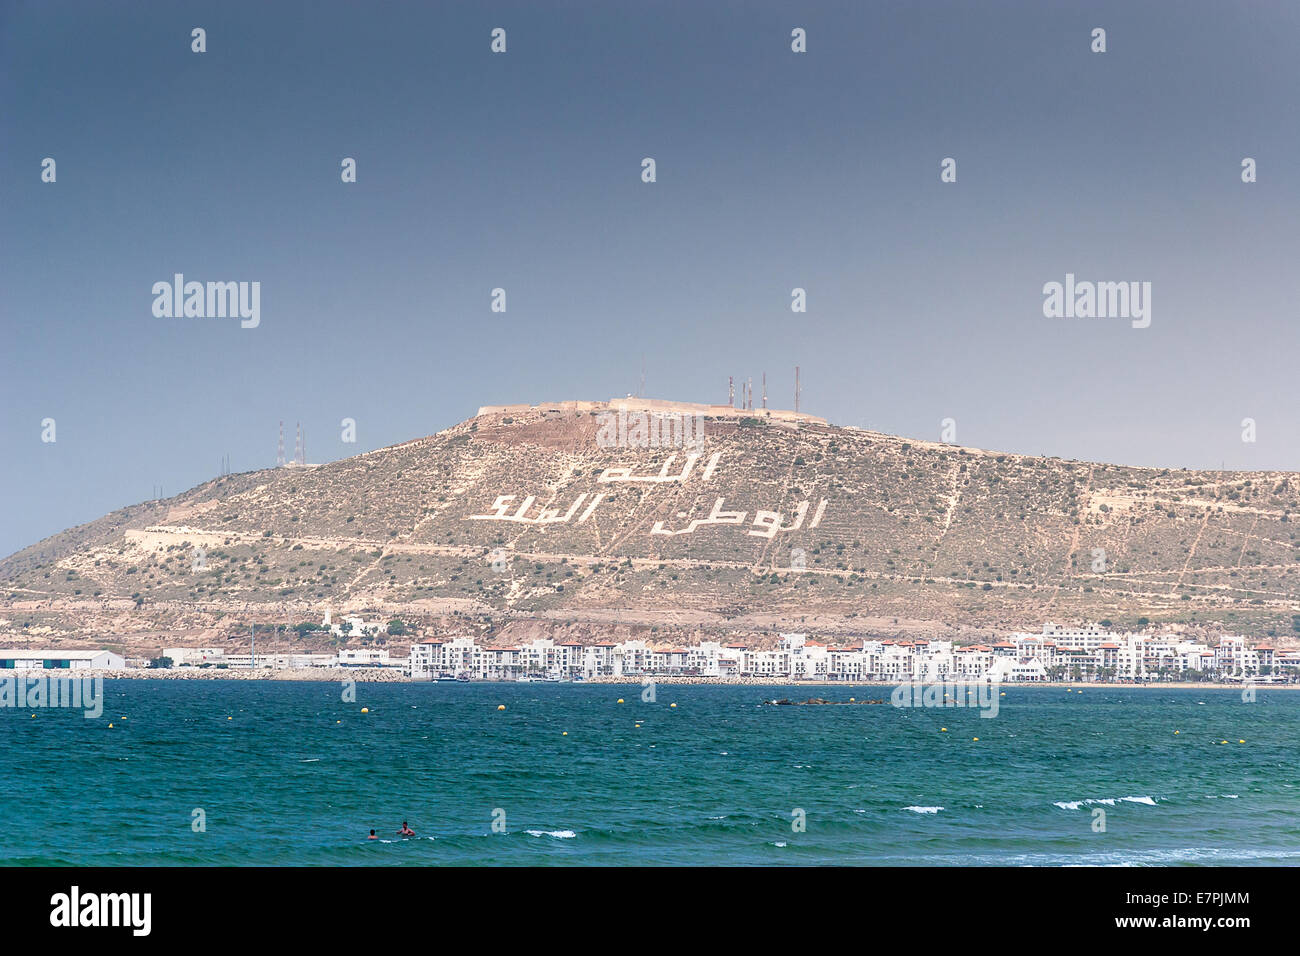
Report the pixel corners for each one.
[476,397,828,426]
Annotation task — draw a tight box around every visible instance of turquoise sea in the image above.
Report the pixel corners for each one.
[2,681,1297,865]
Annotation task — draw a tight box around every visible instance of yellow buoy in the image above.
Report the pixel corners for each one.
[1174,730,1180,735]
[336,720,342,724]
[940,727,947,732]
[227,716,233,720]
[108,723,113,728]
[617,698,624,704]
[849,697,855,702]
[562,731,568,736]
[1000,692,1005,697]
[361,707,369,713]
[670,703,677,709]
[1220,740,1228,744]
[972,737,979,741]
[1239,739,1245,744]
[497,705,506,711]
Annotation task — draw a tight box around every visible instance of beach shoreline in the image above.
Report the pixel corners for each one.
[40,670,1298,689]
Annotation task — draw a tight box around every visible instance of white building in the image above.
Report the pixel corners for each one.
[163,647,226,667]
[337,647,392,667]
[0,649,127,671]
[400,624,1290,684]
[986,657,1048,682]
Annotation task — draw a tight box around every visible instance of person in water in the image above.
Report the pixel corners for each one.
[398,821,415,837]
[368,829,377,840]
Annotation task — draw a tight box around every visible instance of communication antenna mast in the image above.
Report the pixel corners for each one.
[728,376,734,408]
[277,421,285,467]
[762,373,767,409]
[795,366,801,414]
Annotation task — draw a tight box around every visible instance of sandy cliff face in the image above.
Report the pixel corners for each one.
[3,399,1299,651]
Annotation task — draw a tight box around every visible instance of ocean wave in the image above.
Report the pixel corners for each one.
[903,806,943,814]
[525,829,576,839]
[1054,795,1159,810]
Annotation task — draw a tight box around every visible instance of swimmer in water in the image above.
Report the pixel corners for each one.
[398,821,415,837]
[368,829,377,840]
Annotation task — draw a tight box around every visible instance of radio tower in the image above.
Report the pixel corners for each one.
[277,421,285,467]
[294,423,303,466]
[762,373,767,409]
[728,376,734,408]
[794,366,801,414]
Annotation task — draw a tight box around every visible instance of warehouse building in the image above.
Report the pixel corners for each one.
[0,649,127,671]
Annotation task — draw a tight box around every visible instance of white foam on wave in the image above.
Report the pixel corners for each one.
[526,829,576,839]
[903,806,943,814]
[1055,795,1159,810]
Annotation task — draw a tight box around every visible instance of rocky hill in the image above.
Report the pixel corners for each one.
[4,398,1299,654]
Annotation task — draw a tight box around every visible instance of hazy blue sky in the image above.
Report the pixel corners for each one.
[3,0,1299,557]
